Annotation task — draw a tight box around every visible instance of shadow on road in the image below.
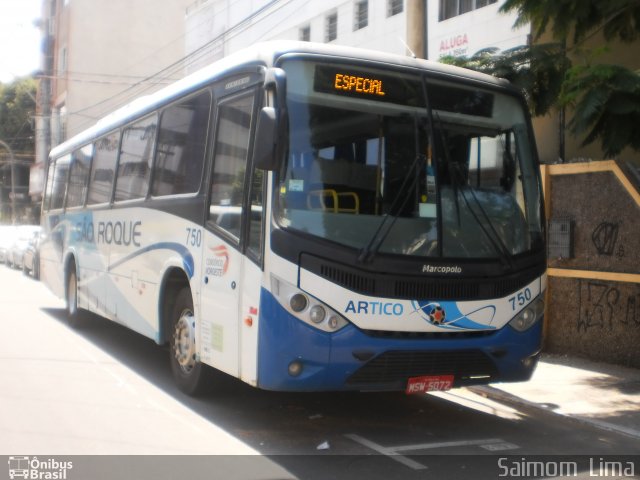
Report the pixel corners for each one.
[40,307,640,479]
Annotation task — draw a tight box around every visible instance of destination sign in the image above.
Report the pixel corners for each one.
[333,73,386,96]
[312,64,494,117]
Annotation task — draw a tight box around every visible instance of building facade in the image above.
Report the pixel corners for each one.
[427,0,529,59]
[34,0,194,199]
[184,0,409,73]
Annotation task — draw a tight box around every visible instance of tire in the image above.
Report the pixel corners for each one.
[33,255,40,280]
[169,287,211,395]
[66,266,84,328]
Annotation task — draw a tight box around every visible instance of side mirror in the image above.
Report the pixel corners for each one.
[252,107,278,171]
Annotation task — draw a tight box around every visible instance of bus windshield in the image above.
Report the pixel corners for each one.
[277,59,544,261]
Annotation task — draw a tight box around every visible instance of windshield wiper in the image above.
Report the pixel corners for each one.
[357,152,426,264]
[358,115,426,264]
[433,111,515,270]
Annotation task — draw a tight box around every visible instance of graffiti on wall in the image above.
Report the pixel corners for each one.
[577,280,640,333]
[591,222,625,257]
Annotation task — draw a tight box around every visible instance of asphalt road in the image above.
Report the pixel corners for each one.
[1,266,638,480]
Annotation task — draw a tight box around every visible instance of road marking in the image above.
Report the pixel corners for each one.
[345,434,520,470]
[389,438,505,452]
[480,442,520,451]
[344,434,428,470]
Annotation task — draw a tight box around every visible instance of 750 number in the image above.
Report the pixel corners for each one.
[509,288,532,310]
[186,228,202,247]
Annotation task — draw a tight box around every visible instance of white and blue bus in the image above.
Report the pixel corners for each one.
[41,42,546,395]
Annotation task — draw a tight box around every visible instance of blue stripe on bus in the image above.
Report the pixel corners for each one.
[256,288,542,392]
[108,242,195,278]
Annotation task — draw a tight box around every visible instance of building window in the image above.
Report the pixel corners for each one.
[439,0,497,21]
[387,0,403,17]
[354,1,368,31]
[299,25,310,42]
[325,12,337,42]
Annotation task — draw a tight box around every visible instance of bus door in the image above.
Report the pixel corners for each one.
[200,85,260,378]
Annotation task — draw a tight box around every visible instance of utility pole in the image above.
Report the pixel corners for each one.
[35,3,53,201]
[406,0,426,59]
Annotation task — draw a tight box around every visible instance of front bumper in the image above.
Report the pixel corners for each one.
[257,288,542,392]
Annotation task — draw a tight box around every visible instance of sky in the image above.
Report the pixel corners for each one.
[0,0,42,83]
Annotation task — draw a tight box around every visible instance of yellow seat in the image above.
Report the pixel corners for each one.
[307,189,360,214]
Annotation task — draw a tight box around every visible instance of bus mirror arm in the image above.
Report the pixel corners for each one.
[264,67,286,110]
[253,67,286,171]
[253,107,279,171]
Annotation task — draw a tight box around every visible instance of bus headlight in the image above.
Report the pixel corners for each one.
[309,305,326,324]
[271,275,349,333]
[508,296,545,332]
[290,293,308,312]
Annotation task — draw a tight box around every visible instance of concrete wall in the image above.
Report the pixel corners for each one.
[543,162,640,368]
[50,0,193,140]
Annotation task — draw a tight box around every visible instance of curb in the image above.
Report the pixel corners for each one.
[468,385,640,441]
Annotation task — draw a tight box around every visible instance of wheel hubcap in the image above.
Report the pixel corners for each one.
[173,310,196,374]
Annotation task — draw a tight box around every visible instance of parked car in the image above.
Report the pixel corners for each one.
[0,225,19,264]
[7,225,41,270]
[22,230,42,279]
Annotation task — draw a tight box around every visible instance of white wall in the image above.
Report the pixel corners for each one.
[427,1,529,60]
[58,0,193,138]
[184,0,409,74]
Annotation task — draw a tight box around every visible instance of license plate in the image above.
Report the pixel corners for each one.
[406,375,454,394]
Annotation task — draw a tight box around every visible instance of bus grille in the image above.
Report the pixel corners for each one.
[346,349,498,386]
[303,254,543,301]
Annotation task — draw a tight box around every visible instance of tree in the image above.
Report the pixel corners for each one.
[441,43,569,117]
[562,62,640,157]
[503,0,640,157]
[0,77,37,223]
[443,0,640,158]
[0,77,37,160]
[500,0,640,45]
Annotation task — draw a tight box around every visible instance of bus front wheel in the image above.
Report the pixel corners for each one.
[66,266,84,328]
[169,287,210,395]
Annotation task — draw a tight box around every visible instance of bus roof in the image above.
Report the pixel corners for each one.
[50,41,512,159]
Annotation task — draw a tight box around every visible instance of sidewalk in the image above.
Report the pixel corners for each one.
[471,354,640,440]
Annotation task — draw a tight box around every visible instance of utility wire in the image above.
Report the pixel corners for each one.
[68,0,288,131]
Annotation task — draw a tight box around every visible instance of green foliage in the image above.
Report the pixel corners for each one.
[445,0,640,158]
[561,63,640,156]
[500,0,640,45]
[441,43,570,116]
[0,77,37,158]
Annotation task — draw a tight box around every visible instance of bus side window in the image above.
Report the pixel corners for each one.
[152,90,211,196]
[87,132,119,205]
[50,154,71,210]
[208,92,256,241]
[42,161,56,212]
[114,114,157,202]
[247,168,264,263]
[66,144,94,208]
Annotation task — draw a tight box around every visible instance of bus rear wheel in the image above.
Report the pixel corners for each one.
[66,266,84,328]
[169,287,210,395]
